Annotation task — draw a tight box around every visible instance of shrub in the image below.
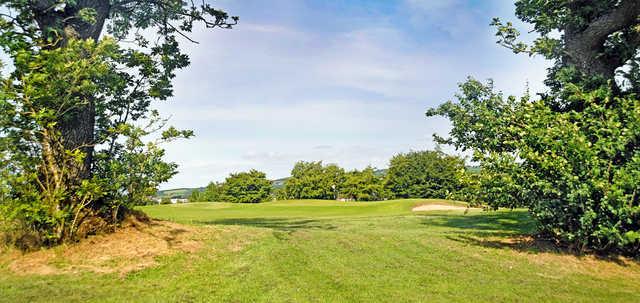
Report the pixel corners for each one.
[284,161,345,200]
[428,79,640,255]
[200,182,224,202]
[340,167,388,201]
[221,170,272,203]
[384,151,466,199]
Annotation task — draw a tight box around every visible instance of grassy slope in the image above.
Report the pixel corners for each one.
[1,199,639,302]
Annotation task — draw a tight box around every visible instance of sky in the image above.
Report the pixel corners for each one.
[156,0,550,189]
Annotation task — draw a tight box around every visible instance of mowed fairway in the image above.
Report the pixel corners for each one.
[2,199,639,302]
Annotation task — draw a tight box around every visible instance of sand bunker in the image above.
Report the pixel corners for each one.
[412,204,470,212]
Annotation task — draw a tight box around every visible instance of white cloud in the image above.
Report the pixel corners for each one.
[155,1,549,189]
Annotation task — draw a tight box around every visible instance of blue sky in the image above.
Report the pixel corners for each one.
[157,0,549,189]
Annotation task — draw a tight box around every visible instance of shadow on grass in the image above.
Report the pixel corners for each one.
[195,218,337,237]
[422,210,535,237]
[423,211,637,265]
[447,234,637,265]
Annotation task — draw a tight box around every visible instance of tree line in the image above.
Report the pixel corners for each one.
[189,150,477,204]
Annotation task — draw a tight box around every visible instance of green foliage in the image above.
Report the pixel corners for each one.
[492,1,640,96]
[451,169,483,206]
[340,167,389,201]
[190,182,223,202]
[271,187,289,201]
[189,190,201,202]
[281,157,471,202]
[516,88,640,253]
[0,38,192,243]
[221,170,272,203]
[428,79,640,254]
[0,1,236,247]
[428,0,640,256]
[384,151,466,200]
[284,161,345,200]
[95,112,190,211]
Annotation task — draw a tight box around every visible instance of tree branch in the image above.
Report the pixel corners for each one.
[575,0,640,49]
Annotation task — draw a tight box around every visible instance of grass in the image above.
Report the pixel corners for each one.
[1,199,639,302]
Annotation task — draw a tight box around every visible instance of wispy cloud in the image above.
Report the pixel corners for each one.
[157,0,549,188]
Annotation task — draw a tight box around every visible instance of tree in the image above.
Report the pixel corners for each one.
[284,161,345,200]
[430,80,640,254]
[188,190,201,202]
[451,167,483,206]
[271,187,289,201]
[190,182,223,202]
[0,1,237,246]
[428,1,640,255]
[384,151,466,200]
[221,170,272,203]
[492,0,640,99]
[340,167,388,201]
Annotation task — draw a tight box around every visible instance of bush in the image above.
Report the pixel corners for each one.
[189,190,201,202]
[449,168,483,206]
[384,151,466,199]
[340,167,388,201]
[428,79,640,255]
[221,170,272,203]
[284,161,345,200]
[200,182,224,202]
[272,187,288,201]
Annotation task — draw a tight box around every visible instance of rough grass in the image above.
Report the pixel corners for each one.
[4,220,206,276]
[1,199,639,302]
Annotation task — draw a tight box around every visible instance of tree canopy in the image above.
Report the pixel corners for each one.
[493,0,640,98]
[384,151,466,200]
[0,1,237,247]
[189,182,223,202]
[221,170,272,203]
[341,167,388,201]
[428,1,640,255]
[284,161,345,200]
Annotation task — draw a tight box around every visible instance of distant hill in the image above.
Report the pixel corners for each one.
[156,187,204,199]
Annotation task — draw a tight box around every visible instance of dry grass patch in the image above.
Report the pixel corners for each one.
[5,219,209,276]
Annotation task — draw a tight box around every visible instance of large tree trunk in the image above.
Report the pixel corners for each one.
[563,0,640,81]
[32,0,110,180]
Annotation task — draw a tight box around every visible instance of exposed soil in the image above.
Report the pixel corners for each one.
[5,219,207,276]
[412,204,471,212]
